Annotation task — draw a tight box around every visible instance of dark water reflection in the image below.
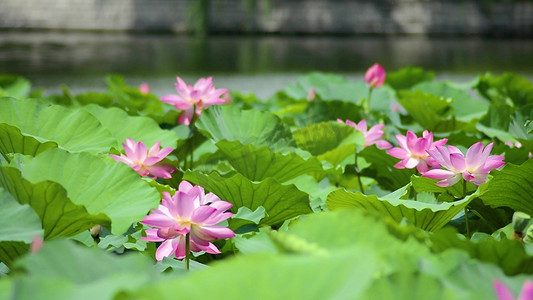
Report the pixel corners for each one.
[2,32,533,76]
[0,32,532,98]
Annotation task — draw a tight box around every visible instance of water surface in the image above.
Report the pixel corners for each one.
[1,32,532,98]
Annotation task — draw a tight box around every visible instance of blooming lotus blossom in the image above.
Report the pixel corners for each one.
[109,138,175,179]
[141,181,235,261]
[161,77,228,125]
[139,83,150,94]
[337,119,392,150]
[387,130,448,173]
[423,142,505,187]
[493,280,533,300]
[365,63,386,88]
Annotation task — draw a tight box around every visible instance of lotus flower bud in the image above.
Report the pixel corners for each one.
[365,63,386,88]
[307,87,316,102]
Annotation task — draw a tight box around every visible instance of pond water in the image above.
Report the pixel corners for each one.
[1,31,532,98]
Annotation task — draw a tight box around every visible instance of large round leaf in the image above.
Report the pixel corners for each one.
[183,170,312,226]
[6,149,160,235]
[327,186,478,231]
[0,124,58,160]
[82,104,178,148]
[0,166,106,240]
[0,187,43,243]
[413,82,488,122]
[0,187,43,266]
[292,121,363,157]
[431,228,533,275]
[480,159,533,216]
[196,105,296,152]
[215,139,326,182]
[0,98,115,156]
[358,146,415,191]
[136,247,379,300]
[9,239,158,300]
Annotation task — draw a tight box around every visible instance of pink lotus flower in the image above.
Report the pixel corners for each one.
[423,142,505,187]
[365,63,386,88]
[307,86,316,102]
[109,138,176,179]
[337,119,392,150]
[505,141,522,148]
[139,83,150,94]
[30,236,43,254]
[493,280,533,300]
[387,130,448,173]
[161,77,228,125]
[141,181,235,261]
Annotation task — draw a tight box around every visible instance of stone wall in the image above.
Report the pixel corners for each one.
[0,0,532,35]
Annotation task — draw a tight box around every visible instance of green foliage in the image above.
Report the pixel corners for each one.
[413,82,488,122]
[477,73,533,106]
[196,105,295,151]
[430,228,533,275]
[358,146,415,191]
[215,139,325,182]
[0,188,43,266]
[480,160,533,216]
[0,188,43,243]
[0,165,108,240]
[184,170,312,225]
[293,121,363,156]
[10,239,159,300]
[386,67,435,90]
[0,74,31,98]
[0,98,115,156]
[1,149,159,236]
[398,90,464,132]
[2,69,533,298]
[82,104,179,148]
[327,186,478,231]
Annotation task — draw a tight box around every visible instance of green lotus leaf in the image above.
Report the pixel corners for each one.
[0,166,108,240]
[195,105,296,152]
[215,139,325,182]
[4,148,160,235]
[431,227,533,275]
[386,66,435,91]
[326,186,479,231]
[398,90,460,132]
[82,104,178,148]
[183,170,312,226]
[477,72,533,107]
[0,98,115,156]
[0,187,43,266]
[0,123,58,160]
[8,239,158,300]
[0,187,43,243]
[358,146,414,191]
[292,121,364,158]
[362,272,454,300]
[135,247,379,300]
[0,74,31,98]
[413,82,488,122]
[479,160,533,216]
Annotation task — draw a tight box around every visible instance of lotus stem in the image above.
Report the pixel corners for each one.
[364,88,373,114]
[355,146,365,194]
[185,232,190,271]
[463,180,471,239]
